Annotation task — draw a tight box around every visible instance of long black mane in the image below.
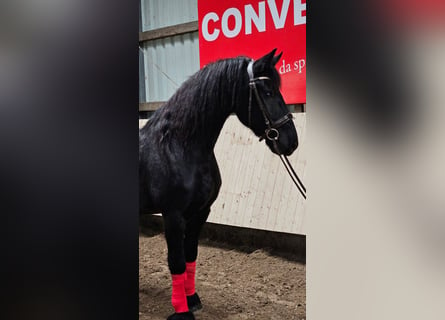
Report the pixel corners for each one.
[144,57,248,146]
[141,56,281,148]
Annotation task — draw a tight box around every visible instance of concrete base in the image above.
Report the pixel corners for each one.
[140,214,306,263]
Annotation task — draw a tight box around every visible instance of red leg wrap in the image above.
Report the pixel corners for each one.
[171,273,188,313]
[184,261,196,296]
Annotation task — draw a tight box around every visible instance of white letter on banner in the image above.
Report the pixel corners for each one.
[294,0,306,25]
[267,0,290,29]
[221,8,242,38]
[202,12,220,41]
[245,2,266,35]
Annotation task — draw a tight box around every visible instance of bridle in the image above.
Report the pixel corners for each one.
[247,60,306,199]
[247,60,293,141]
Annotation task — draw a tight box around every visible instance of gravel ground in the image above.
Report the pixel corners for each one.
[139,233,306,320]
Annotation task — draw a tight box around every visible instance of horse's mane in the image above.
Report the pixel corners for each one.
[144,56,281,146]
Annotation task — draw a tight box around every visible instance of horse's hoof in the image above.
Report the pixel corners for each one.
[166,311,195,320]
[187,293,202,312]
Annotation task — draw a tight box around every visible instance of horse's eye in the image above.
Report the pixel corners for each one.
[265,91,273,97]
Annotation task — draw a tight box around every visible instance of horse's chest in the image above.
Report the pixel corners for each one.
[189,162,221,210]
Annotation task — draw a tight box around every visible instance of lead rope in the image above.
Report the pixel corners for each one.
[272,139,306,199]
[248,83,253,127]
[283,155,306,193]
[280,155,306,199]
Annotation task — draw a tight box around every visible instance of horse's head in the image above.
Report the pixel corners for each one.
[236,49,298,156]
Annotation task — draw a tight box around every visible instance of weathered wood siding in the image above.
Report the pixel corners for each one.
[139,113,306,235]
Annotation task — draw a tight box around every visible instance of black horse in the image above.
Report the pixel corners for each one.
[139,49,299,320]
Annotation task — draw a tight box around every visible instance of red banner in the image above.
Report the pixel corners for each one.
[198,0,306,104]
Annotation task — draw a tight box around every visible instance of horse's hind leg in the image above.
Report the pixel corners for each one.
[163,212,195,320]
[184,208,211,312]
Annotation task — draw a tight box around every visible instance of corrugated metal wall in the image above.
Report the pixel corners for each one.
[140,0,199,102]
[141,33,199,102]
[141,0,198,31]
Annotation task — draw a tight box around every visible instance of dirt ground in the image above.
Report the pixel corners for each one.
[139,232,306,320]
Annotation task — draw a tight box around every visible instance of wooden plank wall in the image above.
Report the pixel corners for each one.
[139,113,306,235]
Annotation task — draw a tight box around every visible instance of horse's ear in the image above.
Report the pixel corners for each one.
[272,51,283,66]
[261,48,277,64]
[254,48,277,72]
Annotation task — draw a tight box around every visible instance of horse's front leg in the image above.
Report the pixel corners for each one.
[163,212,195,320]
[184,208,211,312]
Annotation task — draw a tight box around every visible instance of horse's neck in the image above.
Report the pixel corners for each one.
[167,65,247,151]
[198,102,233,151]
